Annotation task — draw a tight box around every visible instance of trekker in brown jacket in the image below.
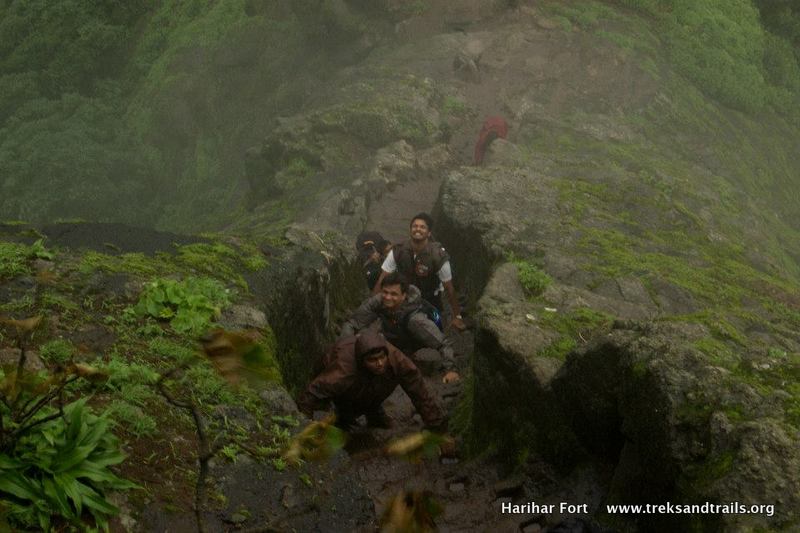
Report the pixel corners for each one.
[297,331,445,431]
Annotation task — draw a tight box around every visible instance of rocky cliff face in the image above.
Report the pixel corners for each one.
[233,3,800,529]
[428,6,800,530]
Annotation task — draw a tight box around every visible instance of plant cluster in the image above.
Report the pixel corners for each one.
[510,256,552,297]
[130,277,231,335]
[0,317,136,531]
[0,238,53,279]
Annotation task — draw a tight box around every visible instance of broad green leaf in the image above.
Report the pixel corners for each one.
[54,444,96,473]
[54,472,84,516]
[0,453,21,469]
[145,299,165,318]
[65,400,87,442]
[72,464,138,490]
[41,428,56,446]
[42,476,75,519]
[165,283,183,304]
[86,448,126,468]
[77,483,119,516]
[151,286,166,303]
[77,416,110,448]
[0,469,40,500]
[36,509,51,532]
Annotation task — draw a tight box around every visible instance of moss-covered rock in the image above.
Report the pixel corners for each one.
[433,6,800,530]
[244,71,446,207]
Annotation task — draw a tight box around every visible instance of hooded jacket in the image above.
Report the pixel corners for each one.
[297,333,445,429]
[340,285,455,370]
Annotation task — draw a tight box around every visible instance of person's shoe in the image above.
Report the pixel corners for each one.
[366,412,394,429]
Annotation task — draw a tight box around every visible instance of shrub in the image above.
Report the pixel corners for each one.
[514,260,553,297]
[0,399,137,531]
[441,96,469,116]
[39,339,76,365]
[131,277,231,335]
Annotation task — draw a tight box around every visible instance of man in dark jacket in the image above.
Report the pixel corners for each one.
[297,331,445,431]
[341,272,460,384]
[372,213,466,331]
[355,231,392,291]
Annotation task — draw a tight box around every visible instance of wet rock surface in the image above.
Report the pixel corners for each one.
[40,222,206,255]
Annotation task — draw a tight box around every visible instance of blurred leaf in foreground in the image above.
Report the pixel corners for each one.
[380,490,442,533]
[200,329,274,388]
[283,415,346,465]
[385,431,447,463]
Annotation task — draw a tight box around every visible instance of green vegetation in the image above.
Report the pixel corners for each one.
[0,242,30,278]
[441,96,470,117]
[512,258,553,298]
[131,277,231,335]
[0,1,316,231]
[1,316,137,531]
[0,399,137,531]
[685,450,736,488]
[106,400,158,438]
[0,231,291,526]
[536,307,613,359]
[541,0,800,115]
[39,339,76,365]
[546,1,618,30]
[615,0,800,114]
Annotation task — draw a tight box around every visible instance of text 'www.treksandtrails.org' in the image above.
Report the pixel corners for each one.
[605,502,774,516]
[501,501,775,517]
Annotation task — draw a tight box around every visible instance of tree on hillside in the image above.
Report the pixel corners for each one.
[753,0,800,52]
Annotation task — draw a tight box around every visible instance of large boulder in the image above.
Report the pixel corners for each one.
[553,324,800,531]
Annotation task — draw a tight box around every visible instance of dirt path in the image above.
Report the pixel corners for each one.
[366,176,444,245]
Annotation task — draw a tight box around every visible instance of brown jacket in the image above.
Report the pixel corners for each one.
[297,334,445,429]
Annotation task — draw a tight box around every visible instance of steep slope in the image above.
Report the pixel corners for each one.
[3,1,800,531]
[223,2,800,529]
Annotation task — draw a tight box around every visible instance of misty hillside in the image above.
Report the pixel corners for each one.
[2,1,800,531]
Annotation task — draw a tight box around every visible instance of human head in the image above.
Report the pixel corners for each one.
[409,213,434,243]
[355,331,389,375]
[378,239,392,257]
[381,272,408,310]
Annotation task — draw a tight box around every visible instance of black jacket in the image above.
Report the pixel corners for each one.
[340,285,455,371]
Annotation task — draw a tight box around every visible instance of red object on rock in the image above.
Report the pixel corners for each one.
[473,116,509,165]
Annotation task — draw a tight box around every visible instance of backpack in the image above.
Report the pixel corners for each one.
[402,298,443,332]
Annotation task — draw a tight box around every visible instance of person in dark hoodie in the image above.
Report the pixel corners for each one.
[341,272,460,384]
[297,331,445,431]
[355,231,392,291]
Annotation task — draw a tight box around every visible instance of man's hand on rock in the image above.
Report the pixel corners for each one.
[450,316,466,331]
[439,434,457,458]
[442,371,460,384]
